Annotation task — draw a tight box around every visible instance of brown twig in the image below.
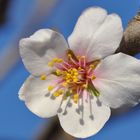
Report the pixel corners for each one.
[115,11,140,55]
[36,117,75,140]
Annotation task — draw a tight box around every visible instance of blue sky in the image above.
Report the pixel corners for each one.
[0,0,140,139]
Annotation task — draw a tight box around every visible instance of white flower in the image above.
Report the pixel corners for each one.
[19,7,140,138]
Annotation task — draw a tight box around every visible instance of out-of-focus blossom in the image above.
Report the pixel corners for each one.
[18,7,140,138]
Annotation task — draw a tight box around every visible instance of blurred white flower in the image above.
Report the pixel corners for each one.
[19,7,140,138]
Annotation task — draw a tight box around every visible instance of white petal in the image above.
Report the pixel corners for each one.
[93,53,140,108]
[68,7,123,62]
[58,91,110,138]
[20,29,68,76]
[19,75,62,118]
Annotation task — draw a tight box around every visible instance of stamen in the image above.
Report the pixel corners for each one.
[70,56,79,66]
[56,69,62,76]
[67,53,72,59]
[53,92,60,97]
[58,89,63,95]
[40,74,47,80]
[89,64,95,69]
[79,56,86,68]
[48,85,54,91]
[53,58,59,62]
[74,93,79,104]
[48,62,54,67]
[66,49,78,61]
[59,63,69,70]
[47,51,100,103]
[87,65,95,74]
[53,58,63,63]
[91,75,96,80]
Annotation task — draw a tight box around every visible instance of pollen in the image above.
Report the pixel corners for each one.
[58,89,63,94]
[90,64,95,69]
[48,85,54,91]
[74,94,79,99]
[73,94,79,104]
[53,58,63,63]
[57,59,63,63]
[56,69,62,76]
[73,78,78,82]
[67,53,72,58]
[53,58,59,62]
[48,61,54,67]
[52,88,64,97]
[63,68,79,84]
[53,92,60,97]
[40,74,47,80]
[91,75,96,80]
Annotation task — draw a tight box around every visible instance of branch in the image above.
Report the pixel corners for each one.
[115,11,140,56]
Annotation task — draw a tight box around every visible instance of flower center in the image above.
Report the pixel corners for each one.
[41,49,100,103]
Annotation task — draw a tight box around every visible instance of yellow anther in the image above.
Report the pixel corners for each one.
[69,89,73,94]
[53,58,63,63]
[73,68,78,72]
[67,54,72,58]
[66,73,71,77]
[90,64,95,69]
[70,71,74,75]
[74,99,78,104]
[53,92,60,97]
[53,58,59,62]
[57,59,63,63]
[83,84,88,88]
[56,69,62,76]
[73,76,78,79]
[73,78,78,82]
[66,80,71,83]
[74,94,79,99]
[63,71,67,75]
[74,72,78,76]
[78,67,82,70]
[91,75,96,80]
[58,89,63,94]
[40,74,47,80]
[68,69,71,72]
[48,62,54,67]
[73,94,79,104]
[73,75,78,79]
[62,82,67,87]
[48,85,54,91]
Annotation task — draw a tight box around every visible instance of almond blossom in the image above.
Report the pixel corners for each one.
[19,7,140,138]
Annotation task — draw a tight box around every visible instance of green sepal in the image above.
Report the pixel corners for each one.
[87,82,100,97]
